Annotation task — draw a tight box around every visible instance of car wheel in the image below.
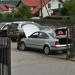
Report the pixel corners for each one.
[44,46,50,55]
[18,42,26,51]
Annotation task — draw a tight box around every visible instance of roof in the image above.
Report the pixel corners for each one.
[22,0,41,7]
[0,4,8,11]
[0,4,16,11]
[21,0,49,15]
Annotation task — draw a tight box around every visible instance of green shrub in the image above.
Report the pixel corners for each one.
[3,12,13,18]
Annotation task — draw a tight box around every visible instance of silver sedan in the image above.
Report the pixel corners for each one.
[17,30,70,55]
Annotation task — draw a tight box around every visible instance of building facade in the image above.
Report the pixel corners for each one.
[40,0,63,17]
[0,0,20,13]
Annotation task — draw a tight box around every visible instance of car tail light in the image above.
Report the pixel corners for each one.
[55,40,60,47]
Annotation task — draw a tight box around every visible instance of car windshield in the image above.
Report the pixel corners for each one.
[10,23,18,28]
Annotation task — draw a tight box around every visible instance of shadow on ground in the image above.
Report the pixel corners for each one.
[17,49,75,62]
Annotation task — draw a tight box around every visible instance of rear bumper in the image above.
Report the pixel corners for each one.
[50,44,71,51]
[8,32,20,39]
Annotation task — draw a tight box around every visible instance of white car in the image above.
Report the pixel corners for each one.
[17,29,70,55]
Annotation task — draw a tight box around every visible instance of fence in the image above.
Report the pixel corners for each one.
[66,24,75,59]
[0,30,11,75]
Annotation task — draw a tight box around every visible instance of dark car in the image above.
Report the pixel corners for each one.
[7,21,37,41]
[7,23,24,41]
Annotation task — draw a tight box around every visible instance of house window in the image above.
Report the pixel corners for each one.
[48,3,51,8]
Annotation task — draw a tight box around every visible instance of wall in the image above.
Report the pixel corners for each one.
[39,0,63,17]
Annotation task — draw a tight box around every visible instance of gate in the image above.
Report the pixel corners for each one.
[0,30,11,75]
[66,24,75,59]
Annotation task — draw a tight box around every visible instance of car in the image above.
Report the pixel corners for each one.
[55,27,71,45]
[17,29,71,55]
[7,21,40,41]
[22,22,40,38]
[29,17,40,20]
[0,29,8,37]
[55,27,70,38]
[0,22,12,30]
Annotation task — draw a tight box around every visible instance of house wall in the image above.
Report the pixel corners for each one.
[51,0,62,9]
[9,7,16,12]
[39,1,52,17]
[39,0,63,17]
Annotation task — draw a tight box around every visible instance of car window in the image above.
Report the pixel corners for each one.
[9,23,18,29]
[0,23,5,29]
[39,32,49,39]
[2,25,9,30]
[30,32,39,38]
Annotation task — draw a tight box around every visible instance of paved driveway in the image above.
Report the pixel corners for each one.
[11,42,75,75]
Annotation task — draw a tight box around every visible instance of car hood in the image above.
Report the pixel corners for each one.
[22,24,40,37]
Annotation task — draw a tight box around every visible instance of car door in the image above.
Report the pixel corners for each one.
[37,32,49,49]
[26,32,39,48]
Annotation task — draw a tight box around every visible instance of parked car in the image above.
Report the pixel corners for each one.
[0,22,11,30]
[55,27,68,38]
[0,29,8,37]
[22,23,40,38]
[17,29,71,55]
[7,21,40,41]
[55,27,71,45]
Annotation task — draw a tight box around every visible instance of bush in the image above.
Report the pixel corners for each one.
[60,0,75,23]
[3,12,13,18]
[18,5,32,18]
[13,11,22,18]
[0,13,3,18]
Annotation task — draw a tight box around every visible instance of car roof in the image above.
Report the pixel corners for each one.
[12,21,35,24]
[39,29,55,34]
[21,22,40,28]
[0,22,12,29]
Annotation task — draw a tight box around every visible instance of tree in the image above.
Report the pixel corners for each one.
[60,0,75,22]
[18,5,32,19]
[0,13,3,18]
[13,11,22,18]
[3,12,13,18]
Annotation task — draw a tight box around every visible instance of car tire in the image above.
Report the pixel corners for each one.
[18,42,26,51]
[44,46,50,55]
